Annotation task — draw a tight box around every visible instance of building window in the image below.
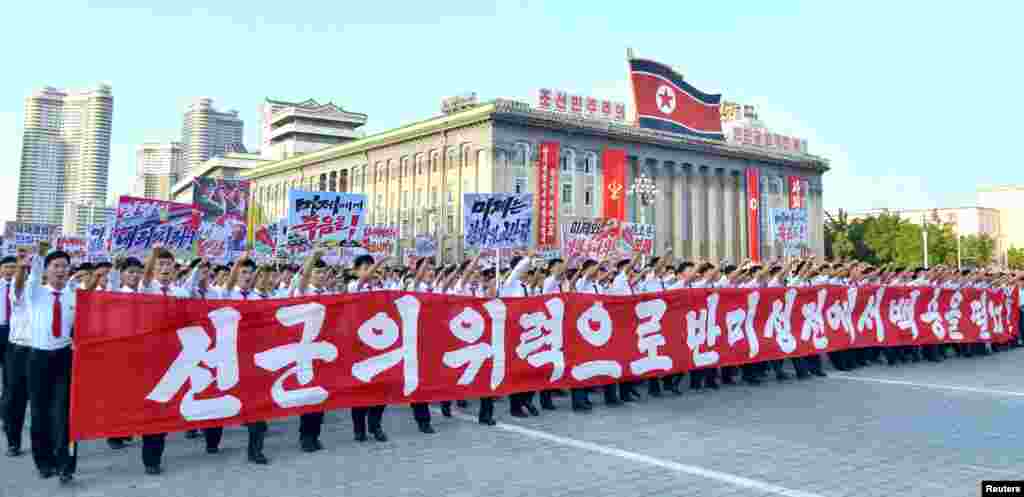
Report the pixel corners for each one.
[329,172,337,191]
[447,185,454,204]
[562,183,573,215]
[401,157,409,178]
[416,155,424,175]
[560,154,571,172]
[431,152,439,173]
[584,154,596,175]
[432,187,438,207]
[447,215,455,233]
[514,177,527,194]
[377,193,383,209]
[402,190,409,210]
[447,147,457,170]
[416,188,423,208]
[462,145,473,168]
[339,170,348,192]
[584,187,593,206]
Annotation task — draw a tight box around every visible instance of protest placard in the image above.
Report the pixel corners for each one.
[463,193,533,249]
[111,196,199,258]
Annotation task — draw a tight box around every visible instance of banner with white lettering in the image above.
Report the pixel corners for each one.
[463,193,533,249]
[3,221,58,249]
[70,285,1019,440]
[111,196,199,258]
[286,190,367,256]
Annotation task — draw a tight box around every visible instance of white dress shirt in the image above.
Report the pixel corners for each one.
[499,257,532,298]
[542,275,562,295]
[607,271,633,296]
[19,256,75,350]
[574,277,603,295]
[8,282,31,346]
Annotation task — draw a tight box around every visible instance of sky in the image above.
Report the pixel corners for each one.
[1,0,1020,223]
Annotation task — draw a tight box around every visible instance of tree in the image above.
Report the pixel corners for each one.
[1007,246,1024,270]
[960,234,996,268]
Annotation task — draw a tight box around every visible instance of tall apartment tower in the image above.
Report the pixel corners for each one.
[134,142,185,200]
[181,97,244,173]
[16,84,113,234]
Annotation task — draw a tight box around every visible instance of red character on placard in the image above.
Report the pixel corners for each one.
[555,91,568,112]
[585,97,598,114]
[538,88,553,109]
[570,95,583,114]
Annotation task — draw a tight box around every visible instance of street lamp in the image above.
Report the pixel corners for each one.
[627,172,659,225]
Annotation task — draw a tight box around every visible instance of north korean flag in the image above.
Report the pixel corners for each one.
[629,58,724,140]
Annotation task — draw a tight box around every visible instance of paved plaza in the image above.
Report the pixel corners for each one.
[3,348,1022,497]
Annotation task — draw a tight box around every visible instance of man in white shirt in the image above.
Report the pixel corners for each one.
[290,250,334,452]
[501,252,541,418]
[348,254,392,442]
[0,255,16,383]
[13,242,77,484]
[3,252,29,457]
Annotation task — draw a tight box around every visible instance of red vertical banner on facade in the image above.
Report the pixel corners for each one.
[537,142,561,247]
[787,175,804,209]
[746,168,761,262]
[602,148,627,221]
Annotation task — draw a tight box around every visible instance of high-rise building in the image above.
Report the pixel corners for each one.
[16,84,114,235]
[259,98,366,161]
[134,142,185,200]
[182,97,244,173]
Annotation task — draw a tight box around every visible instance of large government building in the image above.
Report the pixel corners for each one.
[230,98,828,263]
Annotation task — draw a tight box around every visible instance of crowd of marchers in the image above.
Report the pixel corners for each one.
[2,241,1022,487]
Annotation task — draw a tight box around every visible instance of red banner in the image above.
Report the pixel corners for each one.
[70,285,1018,441]
[602,148,626,221]
[746,168,761,261]
[788,175,804,209]
[537,142,560,248]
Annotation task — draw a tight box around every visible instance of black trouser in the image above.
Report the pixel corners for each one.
[793,356,810,376]
[3,343,29,450]
[0,324,8,368]
[804,354,825,373]
[478,397,495,421]
[299,412,324,441]
[200,422,267,450]
[27,347,75,475]
[353,406,385,433]
[141,434,166,468]
[571,388,589,408]
[510,391,536,412]
[411,403,430,425]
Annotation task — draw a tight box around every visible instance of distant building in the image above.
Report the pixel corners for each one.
[134,142,185,200]
[182,97,244,173]
[169,152,270,204]
[849,207,1005,259]
[259,98,367,161]
[978,185,1024,253]
[15,84,114,235]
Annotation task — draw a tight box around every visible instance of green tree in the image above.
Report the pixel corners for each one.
[1007,246,1024,270]
[960,234,995,268]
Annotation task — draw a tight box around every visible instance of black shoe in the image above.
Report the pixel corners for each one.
[248,451,269,465]
[582,399,593,409]
[479,417,497,426]
[812,370,827,377]
[621,391,638,402]
[59,473,73,485]
[456,400,470,408]
[205,446,219,454]
[441,404,452,417]
[5,447,21,457]
[301,438,322,451]
[184,429,200,439]
[776,373,791,382]
[39,468,56,479]
[605,399,624,407]
[510,408,529,418]
[721,376,736,386]
[796,372,811,380]
[540,400,557,411]
[572,403,592,412]
[354,432,368,443]
[525,403,540,416]
[743,376,762,385]
[107,438,126,450]
[706,379,720,390]
[418,422,435,434]
[371,429,388,442]
[145,465,162,476]
[665,384,683,395]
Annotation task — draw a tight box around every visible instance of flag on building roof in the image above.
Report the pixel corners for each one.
[629,57,725,141]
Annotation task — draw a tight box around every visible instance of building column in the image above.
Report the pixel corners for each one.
[670,162,684,256]
[723,170,736,263]
[653,160,670,252]
[706,168,720,261]
[692,166,707,258]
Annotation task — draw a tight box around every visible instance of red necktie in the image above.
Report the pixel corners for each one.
[52,291,62,338]
[5,289,11,324]
[160,286,168,296]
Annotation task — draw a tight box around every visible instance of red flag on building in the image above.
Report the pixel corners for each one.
[746,168,761,262]
[537,142,560,247]
[602,149,627,221]
[787,176,804,209]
